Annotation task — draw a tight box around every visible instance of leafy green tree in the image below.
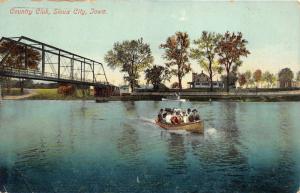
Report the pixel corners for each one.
[278,68,294,88]
[190,31,223,91]
[262,71,276,88]
[104,38,154,91]
[216,31,250,92]
[145,65,170,90]
[160,32,191,90]
[221,72,238,89]
[244,70,252,88]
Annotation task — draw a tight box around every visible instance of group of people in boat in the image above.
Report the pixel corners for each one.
[157,108,201,125]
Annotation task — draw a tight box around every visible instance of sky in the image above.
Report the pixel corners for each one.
[0,0,299,87]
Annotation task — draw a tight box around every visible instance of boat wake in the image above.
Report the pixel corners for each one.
[138,117,156,124]
[204,127,218,138]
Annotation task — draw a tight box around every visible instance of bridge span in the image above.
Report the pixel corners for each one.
[0,36,118,97]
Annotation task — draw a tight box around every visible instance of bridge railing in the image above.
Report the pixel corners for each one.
[0,66,109,85]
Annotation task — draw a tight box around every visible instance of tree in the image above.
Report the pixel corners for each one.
[104,38,154,91]
[262,71,276,88]
[238,73,246,87]
[244,70,252,88]
[278,68,294,88]
[296,71,300,81]
[0,40,41,93]
[221,72,238,89]
[171,82,179,89]
[190,31,223,91]
[0,40,41,69]
[216,31,250,92]
[253,69,262,88]
[160,32,191,90]
[144,65,171,90]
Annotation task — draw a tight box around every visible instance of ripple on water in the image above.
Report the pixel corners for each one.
[0,101,300,193]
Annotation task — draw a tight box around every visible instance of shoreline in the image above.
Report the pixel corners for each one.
[1,89,300,102]
[2,94,300,102]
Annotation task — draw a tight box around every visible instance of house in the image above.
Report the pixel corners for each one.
[188,71,224,88]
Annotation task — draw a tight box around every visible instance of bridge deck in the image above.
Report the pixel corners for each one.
[0,67,109,87]
[0,36,117,89]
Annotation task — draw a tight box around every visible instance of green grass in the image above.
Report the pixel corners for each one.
[28,89,94,100]
[2,88,23,96]
[31,89,62,99]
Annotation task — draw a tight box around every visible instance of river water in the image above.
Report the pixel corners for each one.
[0,101,299,193]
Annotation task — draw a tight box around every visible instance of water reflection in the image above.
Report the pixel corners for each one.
[0,101,299,193]
[166,133,187,174]
[190,102,250,192]
[122,101,136,114]
[117,123,141,166]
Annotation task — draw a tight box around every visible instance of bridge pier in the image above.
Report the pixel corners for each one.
[94,86,119,102]
[77,85,90,96]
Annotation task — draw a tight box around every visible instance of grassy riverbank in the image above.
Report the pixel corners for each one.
[2,88,23,96]
[27,89,95,100]
[2,88,300,101]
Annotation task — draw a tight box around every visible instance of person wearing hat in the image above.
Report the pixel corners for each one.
[192,109,201,121]
[188,110,195,122]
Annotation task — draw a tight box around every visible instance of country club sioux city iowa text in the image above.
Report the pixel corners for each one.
[9,7,107,16]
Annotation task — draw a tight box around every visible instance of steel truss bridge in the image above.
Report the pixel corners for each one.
[0,36,117,93]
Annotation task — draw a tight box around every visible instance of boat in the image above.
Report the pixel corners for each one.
[155,120,204,133]
[161,93,187,102]
[162,97,186,102]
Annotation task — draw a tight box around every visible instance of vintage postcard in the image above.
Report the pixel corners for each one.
[0,0,300,193]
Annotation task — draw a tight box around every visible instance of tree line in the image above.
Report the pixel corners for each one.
[238,68,300,89]
[105,31,250,92]
[1,34,299,93]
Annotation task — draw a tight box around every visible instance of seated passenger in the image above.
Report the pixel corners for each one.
[165,112,172,124]
[171,115,180,124]
[188,113,194,122]
[194,112,200,121]
[162,112,167,121]
[176,111,183,123]
[157,109,164,122]
[192,109,201,121]
[182,111,188,123]
[170,111,180,124]
[187,108,191,116]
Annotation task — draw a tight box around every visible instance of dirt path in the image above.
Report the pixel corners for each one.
[2,89,37,100]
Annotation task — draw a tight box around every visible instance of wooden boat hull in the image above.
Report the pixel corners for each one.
[156,120,204,134]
